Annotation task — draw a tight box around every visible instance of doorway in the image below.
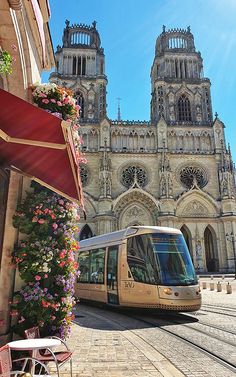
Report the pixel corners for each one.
[180,225,193,260]
[204,226,218,272]
[107,246,119,304]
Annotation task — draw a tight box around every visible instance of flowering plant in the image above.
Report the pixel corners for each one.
[11,183,80,339]
[0,47,13,74]
[32,83,80,122]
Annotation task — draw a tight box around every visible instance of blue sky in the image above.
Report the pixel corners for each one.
[43,0,236,161]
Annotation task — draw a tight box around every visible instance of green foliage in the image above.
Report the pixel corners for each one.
[0,48,13,75]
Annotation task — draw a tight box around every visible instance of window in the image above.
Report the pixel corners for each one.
[90,248,105,284]
[72,56,76,75]
[178,94,191,121]
[80,165,88,186]
[78,250,90,282]
[180,165,208,189]
[77,248,105,284]
[127,235,158,284]
[121,165,148,188]
[76,93,84,118]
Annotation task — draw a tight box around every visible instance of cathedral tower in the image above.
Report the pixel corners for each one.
[50,20,107,121]
[150,26,212,125]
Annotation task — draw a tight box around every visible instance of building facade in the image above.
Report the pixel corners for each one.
[0,0,54,344]
[50,22,236,273]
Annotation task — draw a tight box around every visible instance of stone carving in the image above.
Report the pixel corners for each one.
[121,204,151,229]
[127,206,144,218]
[99,174,111,197]
[182,200,208,217]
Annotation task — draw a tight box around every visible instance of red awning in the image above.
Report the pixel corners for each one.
[0,89,84,207]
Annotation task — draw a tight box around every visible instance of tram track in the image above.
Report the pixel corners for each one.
[77,304,236,376]
[199,305,236,318]
[130,313,236,374]
[181,311,236,336]
[201,303,236,314]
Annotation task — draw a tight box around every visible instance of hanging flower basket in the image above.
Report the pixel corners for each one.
[32,83,80,122]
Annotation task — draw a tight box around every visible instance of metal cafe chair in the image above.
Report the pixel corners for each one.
[24,327,73,377]
[0,344,51,377]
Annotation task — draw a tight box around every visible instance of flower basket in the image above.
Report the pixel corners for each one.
[32,83,80,122]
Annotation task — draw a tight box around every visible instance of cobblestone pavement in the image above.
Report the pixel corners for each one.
[55,276,236,377]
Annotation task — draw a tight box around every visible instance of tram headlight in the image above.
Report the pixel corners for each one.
[163,288,172,295]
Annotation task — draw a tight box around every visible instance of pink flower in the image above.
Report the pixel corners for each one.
[63,97,69,104]
[42,99,49,104]
[52,223,58,230]
[39,92,47,98]
[50,98,56,103]
[58,199,64,205]
[11,44,17,51]
[44,274,48,278]
[32,216,38,222]
[51,112,62,119]
[35,275,41,281]
[38,219,45,224]
[57,101,62,106]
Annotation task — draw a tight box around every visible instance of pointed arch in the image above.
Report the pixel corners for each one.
[204,225,219,272]
[113,188,160,229]
[178,94,191,121]
[176,190,219,218]
[79,224,94,240]
[180,225,193,260]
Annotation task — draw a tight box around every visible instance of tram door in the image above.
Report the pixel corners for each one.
[107,246,119,305]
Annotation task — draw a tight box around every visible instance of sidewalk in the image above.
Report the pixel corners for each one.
[58,279,236,377]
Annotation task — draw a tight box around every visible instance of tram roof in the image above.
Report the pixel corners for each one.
[79,226,181,250]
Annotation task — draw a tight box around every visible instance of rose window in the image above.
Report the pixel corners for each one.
[121,165,148,188]
[80,165,88,186]
[180,166,208,189]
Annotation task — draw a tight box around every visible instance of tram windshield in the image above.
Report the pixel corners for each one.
[151,233,197,286]
[127,232,197,286]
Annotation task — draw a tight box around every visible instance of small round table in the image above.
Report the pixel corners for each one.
[8,338,61,350]
[8,338,62,376]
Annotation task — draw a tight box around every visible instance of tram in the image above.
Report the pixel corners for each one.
[75,226,201,312]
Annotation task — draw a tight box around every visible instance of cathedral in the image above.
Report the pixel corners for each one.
[50,21,236,273]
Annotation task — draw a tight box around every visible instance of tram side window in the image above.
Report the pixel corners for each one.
[78,250,90,283]
[90,248,105,284]
[127,234,158,284]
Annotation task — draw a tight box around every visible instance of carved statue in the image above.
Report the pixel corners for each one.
[222,176,228,196]
[196,240,202,257]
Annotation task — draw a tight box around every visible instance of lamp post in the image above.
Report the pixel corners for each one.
[226,232,236,279]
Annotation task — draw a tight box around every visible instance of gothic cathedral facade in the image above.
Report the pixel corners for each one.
[50,22,236,273]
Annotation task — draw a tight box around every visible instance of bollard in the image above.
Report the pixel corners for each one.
[202,281,207,289]
[210,275,214,280]
[226,282,232,294]
[222,275,225,280]
[216,282,222,292]
[209,282,214,291]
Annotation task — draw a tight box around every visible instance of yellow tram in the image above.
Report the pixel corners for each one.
[75,226,201,312]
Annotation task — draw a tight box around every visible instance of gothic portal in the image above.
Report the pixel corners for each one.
[50,22,236,273]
